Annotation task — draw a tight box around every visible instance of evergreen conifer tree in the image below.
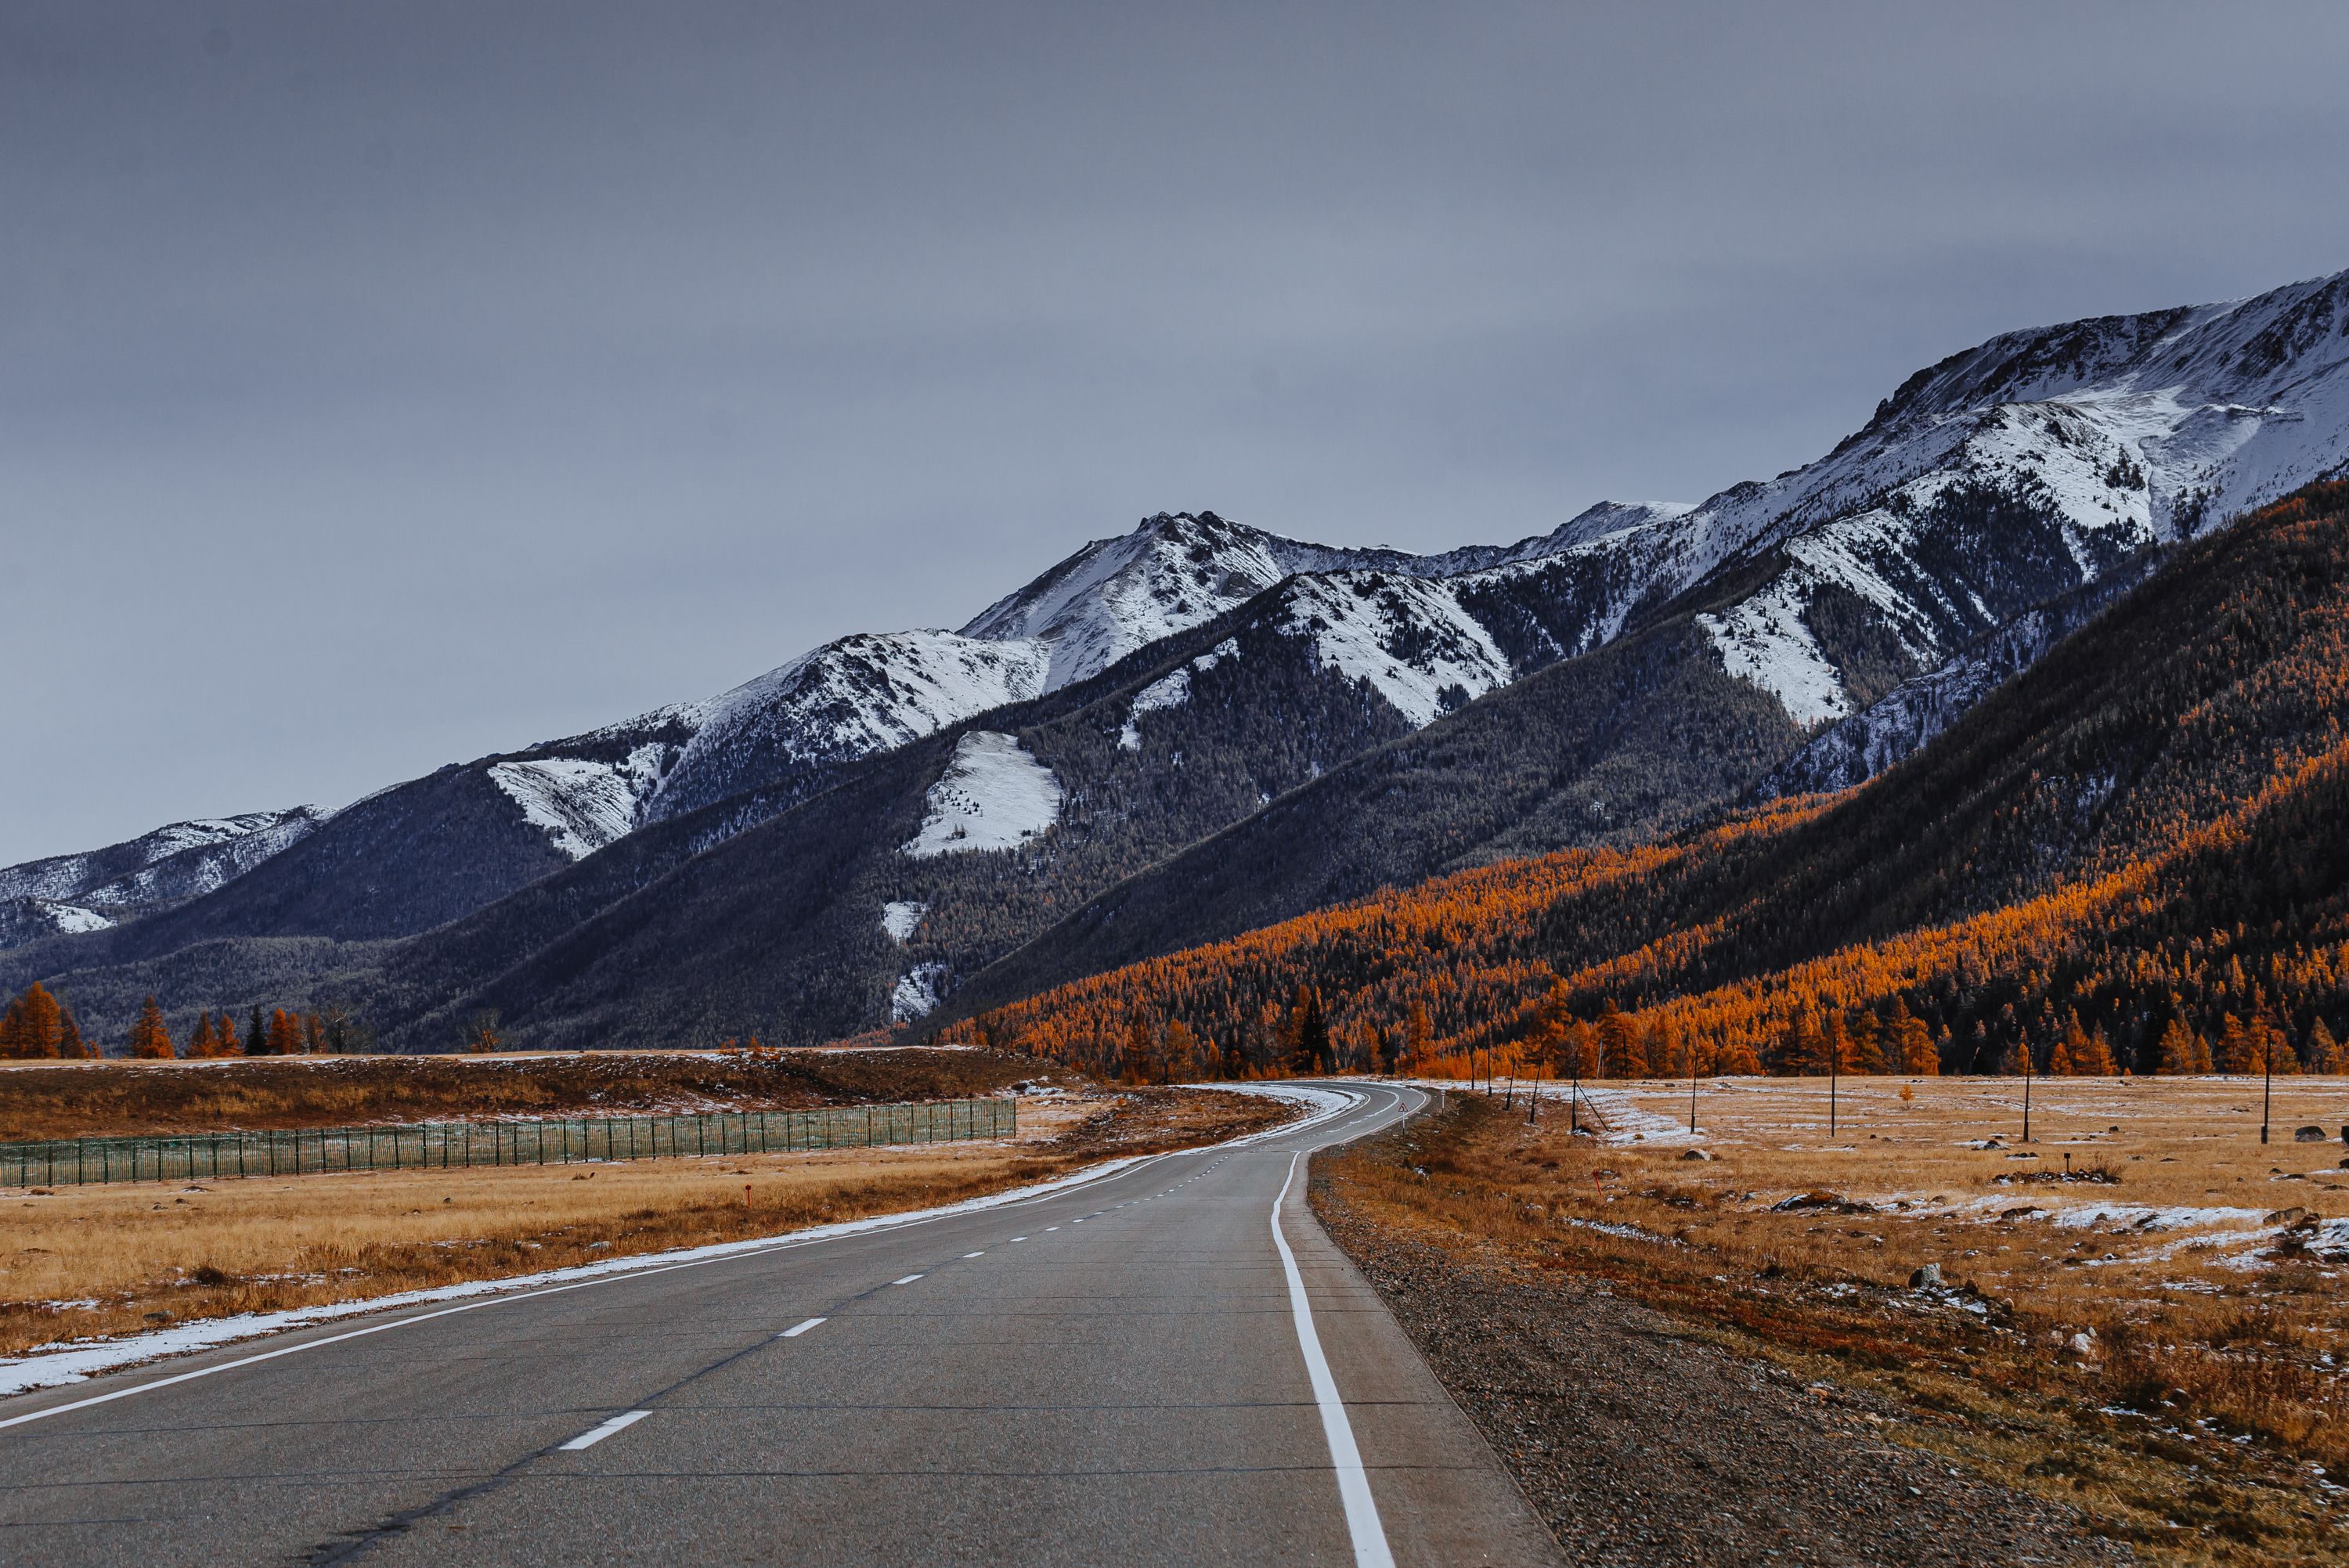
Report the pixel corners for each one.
[2155,1017,2197,1075]
[2309,1017,2345,1074]
[1849,1011,1885,1074]
[1597,1000,1642,1078]
[1714,1033,1763,1076]
[1821,1012,1852,1078]
[128,996,175,1058]
[1296,989,1330,1075]
[2216,1014,2255,1075]
[1882,999,1936,1075]
[56,1004,87,1059]
[10,983,64,1059]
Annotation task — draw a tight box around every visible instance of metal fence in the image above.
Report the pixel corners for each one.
[0,1098,1016,1188]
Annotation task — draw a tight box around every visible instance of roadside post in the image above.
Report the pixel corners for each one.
[2261,1028,2275,1144]
[1688,1039,1699,1134]
[1829,1026,1840,1139]
[2022,1041,2034,1144]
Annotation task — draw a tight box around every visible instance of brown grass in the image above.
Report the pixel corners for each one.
[1318,1076,2349,1567]
[0,1047,1052,1141]
[1,1085,1289,1359]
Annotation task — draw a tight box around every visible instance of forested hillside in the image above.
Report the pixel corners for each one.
[946,564,1809,1016]
[13,268,2349,1053]
[936,482,2349,1081]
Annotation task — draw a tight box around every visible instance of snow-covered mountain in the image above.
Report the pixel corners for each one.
[0,506,1659,953]
[1529,268,2349,728]
[12,266,2347,987]
[0,808,330,943]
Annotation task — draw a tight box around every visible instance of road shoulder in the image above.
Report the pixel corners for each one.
[1310,1106,2133,1568]
[1283,1144,1567,1567]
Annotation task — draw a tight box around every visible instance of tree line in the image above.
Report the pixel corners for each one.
[0,983,376,1059]
[936,482,2349,1083]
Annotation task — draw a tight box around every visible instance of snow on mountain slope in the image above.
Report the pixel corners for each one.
[955,505,1680,693]
[0,808,329,907]
[1276,574,1513,726]
[901,731,1064,857]
[1118,638,1237,751]
[0,806,340,954]
[957,511,1415,690]
[1518,267,2349,726]
[640,631,1052,824]
[30,270,2349,977]
[1757,552,2167,799]
[0,898,117,949]
[890,962,949,1022]
[5,502,1690,950]
[489,748,669,860]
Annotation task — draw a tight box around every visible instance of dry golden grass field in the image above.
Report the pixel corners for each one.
[1318,1074,2349,1566]
[0,1084,1287,1359]
[0,1046,1040,1141]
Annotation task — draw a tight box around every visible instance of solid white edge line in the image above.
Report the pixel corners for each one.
[0,1081,1378,1433]
[779,1317,825,1339]
[1272,1148,1395,1568]
[557,1408,651,1451]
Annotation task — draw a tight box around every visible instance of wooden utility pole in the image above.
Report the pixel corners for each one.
[1688,1037,1700,1134]
[2022,1039,2034,1144]
[2261,1027,2275,1145]
[1829,1026,1840,1140]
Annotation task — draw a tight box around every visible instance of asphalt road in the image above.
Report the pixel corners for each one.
[0,1084,1560,1567]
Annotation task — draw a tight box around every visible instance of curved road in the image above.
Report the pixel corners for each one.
[0,1084,1559,1566]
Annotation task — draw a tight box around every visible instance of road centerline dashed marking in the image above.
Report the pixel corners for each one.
[557,1410,651,1451]
[778,1317,826,1339]
[890,1274,924,1285]
[962,1252,984,1259]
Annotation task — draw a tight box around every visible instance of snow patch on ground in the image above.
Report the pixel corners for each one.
[489,744,666,860]
[879,900,927,943]
[890,962,947,1022]
[900,732,1064,857]
[1569,1084,1701,1144]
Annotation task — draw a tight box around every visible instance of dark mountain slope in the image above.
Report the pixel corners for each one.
[428,606,1417,1047]
[4,594,1424,1046]
[941,481,2349,1078]
[942,561,1809,1022]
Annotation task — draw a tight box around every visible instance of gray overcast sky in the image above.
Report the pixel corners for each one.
[6,2,2348,865]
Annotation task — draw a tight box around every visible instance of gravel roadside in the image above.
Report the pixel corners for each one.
[1315,1181,2132,1567]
